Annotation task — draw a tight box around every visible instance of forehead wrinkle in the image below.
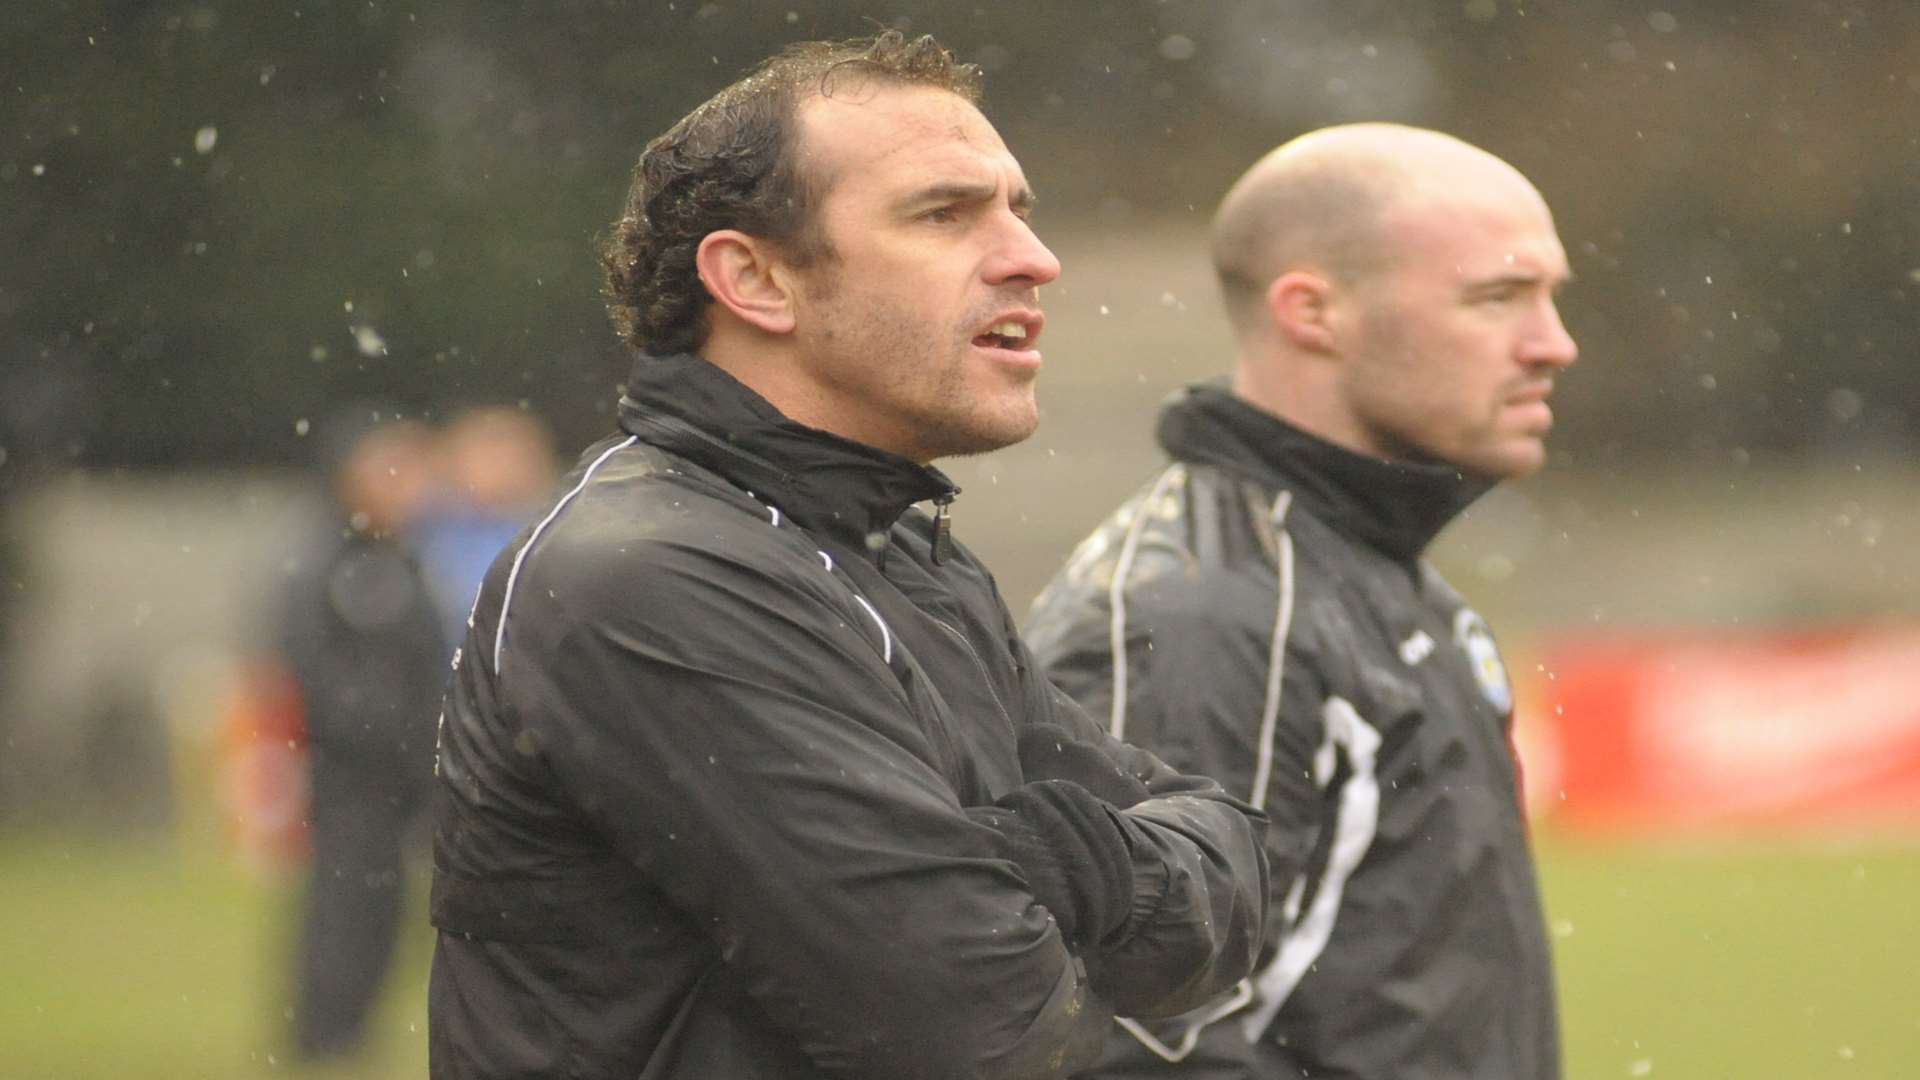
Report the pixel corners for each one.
[910,134,1026,189]
[793,94,932,204]
[809,94,990,166]
[800,84,1028,225]
[1450,250,1566,287]
[1390,192,1564,262]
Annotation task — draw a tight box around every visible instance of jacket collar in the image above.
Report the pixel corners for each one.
[1157,382,1494,560]
[617,353,957,552]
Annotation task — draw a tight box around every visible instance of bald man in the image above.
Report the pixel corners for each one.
[1026,124,1576,1079]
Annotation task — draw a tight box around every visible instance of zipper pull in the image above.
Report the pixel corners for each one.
[931,492,955,565]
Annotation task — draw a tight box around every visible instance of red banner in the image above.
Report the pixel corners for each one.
[1518,626,1920,834]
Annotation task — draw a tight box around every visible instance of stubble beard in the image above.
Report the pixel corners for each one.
[884,320,1040,462]
[813,284,1039,462]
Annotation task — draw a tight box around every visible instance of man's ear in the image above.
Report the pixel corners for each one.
[696,230,796,335]
[1265,270,1337,353]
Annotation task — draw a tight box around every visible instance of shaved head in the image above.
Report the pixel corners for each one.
[1210,123,1545,340]
[1211,122,1577,478]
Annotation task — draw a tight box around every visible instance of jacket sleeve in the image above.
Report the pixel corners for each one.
[1027,565,1328,1005]
[1002,597,1270,1020]
[496,535,1111,1080]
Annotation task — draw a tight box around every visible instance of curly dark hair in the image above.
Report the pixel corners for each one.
[601,32,983,357]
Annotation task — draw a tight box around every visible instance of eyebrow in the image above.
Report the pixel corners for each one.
[1465,269,1575,292]
[900,180,1038,213]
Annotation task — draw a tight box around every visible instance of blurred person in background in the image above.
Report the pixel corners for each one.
[1026,123,1578,1079]
[274,411,447,1062]
[416,405,558,648]
[428,32,1269,1080]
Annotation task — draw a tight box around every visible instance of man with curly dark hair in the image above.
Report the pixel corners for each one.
[428,33,1269,1080]
[601,35,982,360]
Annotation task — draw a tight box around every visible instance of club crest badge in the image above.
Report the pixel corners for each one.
[1452,608,1513,715]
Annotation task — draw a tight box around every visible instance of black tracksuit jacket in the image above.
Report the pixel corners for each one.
[1026,385,1559,1079]
[428,355,1268,1080]
[277,526,445,779]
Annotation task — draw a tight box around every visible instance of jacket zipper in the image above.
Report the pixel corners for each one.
[930,493,955,565]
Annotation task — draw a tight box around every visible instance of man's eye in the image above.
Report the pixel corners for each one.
[923,206,959,224]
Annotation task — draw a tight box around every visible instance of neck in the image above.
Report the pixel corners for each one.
[1229,351,1283,419]
[701,327,860,450]
[1233,346,1394,463]
[1231,346,1329,441]
[699,327,929,463]
[702,326,803,414]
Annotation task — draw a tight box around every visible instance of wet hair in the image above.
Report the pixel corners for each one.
[601,31,982,357]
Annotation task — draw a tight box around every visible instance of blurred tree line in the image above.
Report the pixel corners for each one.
[3,0,1917,479]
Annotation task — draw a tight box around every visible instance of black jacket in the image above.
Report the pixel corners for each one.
[277,526,445,780]
[428,356,1268,1080]
[1026,385,1559,1079]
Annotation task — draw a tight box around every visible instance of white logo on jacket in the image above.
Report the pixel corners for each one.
[1452,608,1513,714]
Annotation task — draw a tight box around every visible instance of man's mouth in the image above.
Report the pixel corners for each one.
[1507,380,1554,405]
[972,316,1041,351]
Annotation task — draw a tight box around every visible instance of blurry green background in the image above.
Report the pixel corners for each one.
[8,835,1916,1078]
[4,1,1917,1076]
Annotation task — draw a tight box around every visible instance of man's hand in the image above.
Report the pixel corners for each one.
[967,779,1138,948]
[1016,724,1152,808]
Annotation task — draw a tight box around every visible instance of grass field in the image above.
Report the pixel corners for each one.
[4,830,1917,1078]
[1544,836,1920,1078]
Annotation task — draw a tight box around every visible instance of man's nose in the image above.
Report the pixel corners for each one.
[984,215,1061,288]
[1524,301,1578,369]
